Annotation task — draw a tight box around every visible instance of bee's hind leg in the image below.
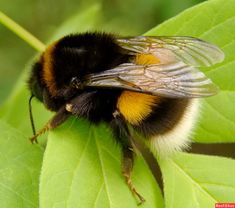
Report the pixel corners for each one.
[111,111,146,205]
[122,148,146,205]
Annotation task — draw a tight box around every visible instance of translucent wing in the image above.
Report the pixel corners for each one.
[117,36,224,67]
[85,62,218,98]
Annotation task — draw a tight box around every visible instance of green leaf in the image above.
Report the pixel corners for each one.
[0,120,43,208]
[146,0,235,143]
[160,153,235,208]
[40,119,163,208]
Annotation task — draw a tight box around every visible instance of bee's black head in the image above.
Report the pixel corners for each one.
[28,32,131,110]
[51,32,130,90]
[28,61,44,102]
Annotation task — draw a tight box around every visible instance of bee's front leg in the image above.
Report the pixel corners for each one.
[30,106,70,143]
[30,92,96,143]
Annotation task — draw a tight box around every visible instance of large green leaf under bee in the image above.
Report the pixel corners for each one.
[0,0,235,208]
[40,119,162,207]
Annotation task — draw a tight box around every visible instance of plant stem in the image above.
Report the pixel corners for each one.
[0,11,45,52]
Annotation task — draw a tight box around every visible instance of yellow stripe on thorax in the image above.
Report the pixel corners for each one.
[117,54,160,125]
[42,41,57,96]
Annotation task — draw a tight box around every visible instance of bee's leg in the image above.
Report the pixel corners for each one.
[122,148,146,205]
[30,92,97,143]
[30,106,70,143]
[111,111,145,205]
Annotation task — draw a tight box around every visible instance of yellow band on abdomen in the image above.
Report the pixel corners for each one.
[117,54,160,125]
[117,91,158,125]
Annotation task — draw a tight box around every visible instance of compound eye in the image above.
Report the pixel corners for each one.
[70,77,82,88]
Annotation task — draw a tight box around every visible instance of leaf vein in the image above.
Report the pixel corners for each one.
[0,182,36,207]
[94,129,113,207]
[65,130,92,206]
[199,15,235,38]
[93,182,104,207]
[206,58,235,75]
[205,101,235,128]
[201,182,235,189]
[170,159,217,202]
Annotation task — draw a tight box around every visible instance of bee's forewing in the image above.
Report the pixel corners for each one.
[117,36,224,67]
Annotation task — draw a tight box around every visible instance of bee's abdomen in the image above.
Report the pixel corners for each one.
[135,98,190,136]
[136,98,200,156]
[131,52,200,155]
[117,91,160,125]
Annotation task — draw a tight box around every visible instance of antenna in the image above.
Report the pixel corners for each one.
[29,95,36,135]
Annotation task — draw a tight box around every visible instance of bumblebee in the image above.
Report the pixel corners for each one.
[28,32,224,203]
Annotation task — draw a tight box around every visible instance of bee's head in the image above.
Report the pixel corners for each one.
[28,32,128,101]
[28,40,87,102]
[39,33,126,96]
[28,57,69,111]
[28,61,44,102]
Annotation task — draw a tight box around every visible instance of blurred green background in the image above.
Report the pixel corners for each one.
[0,0,204,104]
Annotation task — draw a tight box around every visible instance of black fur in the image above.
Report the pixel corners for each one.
[28,61,44,102]
[53,32,131,89]
[134,98,190,137]
[66,90,122,123]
